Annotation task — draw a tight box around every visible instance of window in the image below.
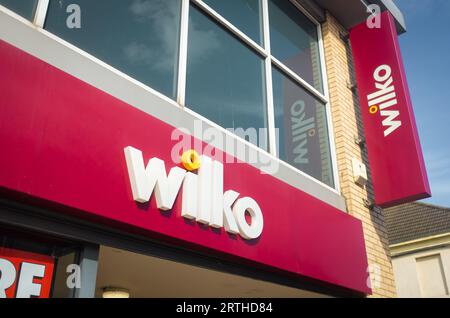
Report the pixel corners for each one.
[0,0,37,20]
[45,0,182,99]
[416,254,449,297]
[186,5,268,149]
[268,0,323,93]
[272,66,333,187]
[202,0,263,45]
[38,0,335,188]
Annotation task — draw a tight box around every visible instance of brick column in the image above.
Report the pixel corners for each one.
[322,12,397,298]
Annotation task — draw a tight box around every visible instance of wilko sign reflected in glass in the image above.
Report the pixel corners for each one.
[350,11,431,207]
[281,73,332,187]
[0,248,54,298]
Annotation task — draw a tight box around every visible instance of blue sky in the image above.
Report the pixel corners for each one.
[394,0,450,207]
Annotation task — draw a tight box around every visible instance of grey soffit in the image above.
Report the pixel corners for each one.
[385,202,450,245]
[309,0,406,34]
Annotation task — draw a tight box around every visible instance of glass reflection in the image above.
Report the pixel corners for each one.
[203,0,263,45]
[45,0,181,99]
[268,0,323,93]
[272,66,333,187]
[186,5,268,149]
[0,0,37,20]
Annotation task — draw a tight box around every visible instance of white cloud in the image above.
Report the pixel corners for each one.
[124,42,154,64]
[123,0,181,72]
[123,0,221,73]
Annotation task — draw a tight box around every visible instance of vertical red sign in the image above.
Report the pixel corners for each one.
[349,11,431,207]
[0,247,55,298]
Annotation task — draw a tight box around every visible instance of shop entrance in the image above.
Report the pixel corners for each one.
[0,202,350,298]
[94,246,329,298]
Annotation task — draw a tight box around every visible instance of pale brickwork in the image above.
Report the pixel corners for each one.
[321,12,397,298]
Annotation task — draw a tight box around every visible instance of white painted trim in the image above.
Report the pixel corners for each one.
[390,233,450,249]
[176,0,190,106]
[261,0,277,157]
[33,0,49,28]
[271,56,328,104]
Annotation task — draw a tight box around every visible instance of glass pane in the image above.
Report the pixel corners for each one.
[45,0,181,99]
[186,5,268,150]
[202,0,263,45]
[0,0,37,20]
[272,66,333,187]
[268,0,323,93]
[51,251,78,298]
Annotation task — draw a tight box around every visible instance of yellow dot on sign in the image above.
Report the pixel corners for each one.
[181,150,201,171]
[308,128,316,137]
[369,105,379,115]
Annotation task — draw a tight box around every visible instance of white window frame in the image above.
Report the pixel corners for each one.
[181,0,339,192]
[33,0,48,27]
[27,0,340,193]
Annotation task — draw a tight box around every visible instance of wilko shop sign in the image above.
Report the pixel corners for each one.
[124,147,264,240]
[0,40,371,293]
[0,248,54,298]
[350,11,431,207]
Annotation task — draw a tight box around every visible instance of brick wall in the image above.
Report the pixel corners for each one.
[321,12,397,298]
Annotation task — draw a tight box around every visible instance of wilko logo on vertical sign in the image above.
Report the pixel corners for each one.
[367,65,402,137]
[0,248,55,298]
[350,11,431,207]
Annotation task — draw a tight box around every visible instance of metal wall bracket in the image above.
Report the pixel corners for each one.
[354,136,366,149]
[363,199,376,211]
